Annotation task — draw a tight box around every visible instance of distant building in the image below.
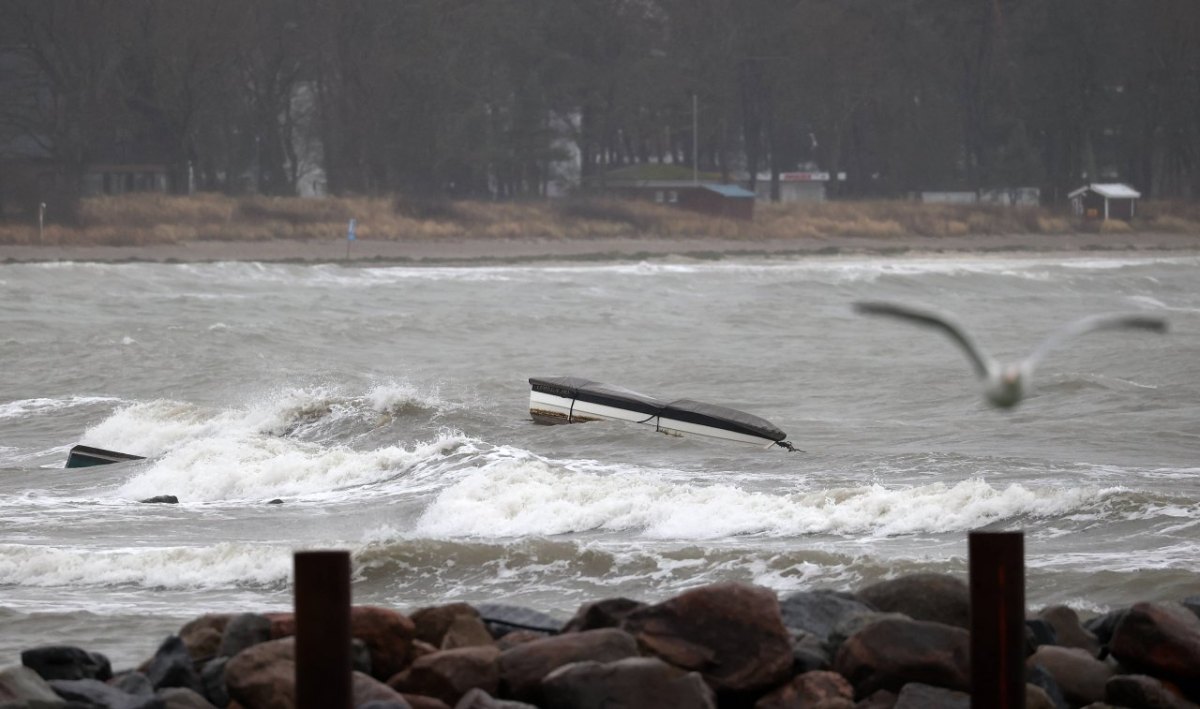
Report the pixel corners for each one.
[753,171,844,203]
[590,165,756,219]
[1068,183,1140,221]
[81,164,169,197]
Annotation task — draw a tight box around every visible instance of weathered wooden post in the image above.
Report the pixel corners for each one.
[969,530,1025,709]
[294,550,352,709]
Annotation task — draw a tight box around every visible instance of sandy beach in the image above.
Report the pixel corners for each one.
[2,231,1198,264]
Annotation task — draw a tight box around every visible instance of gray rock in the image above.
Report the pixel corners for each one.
[48,678,165,709]
[1038,605,1101,656]
[827,611,911,658]
[21,647,111,682]
[155,687,216,709]
[138,496,178,504]
[498,628,639,704]
[145,636,202,693]
[1025,663,1069,709]
[779,588,876,641]
[475,604,564,638]
[1083,607,1128,649]
[1106,673,1200,709]
[560,598,647,634]
[1025,618,1058,650]
[112,672,154,697]
[197,658,228,709]
[352,638,373,676]
[789,629,831,673]
[541,656,715,709]
[215,614,272,658]
[0,665,64,703]
[833,618,970,698]
[893,682,969,709]
[857,573,970,629]
[1026,645,1114,706]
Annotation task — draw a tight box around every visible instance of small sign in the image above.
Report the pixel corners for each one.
[347,218,357,241]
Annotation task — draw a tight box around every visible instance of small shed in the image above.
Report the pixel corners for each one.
[680,184,756,219]
[1068,183,1140,221]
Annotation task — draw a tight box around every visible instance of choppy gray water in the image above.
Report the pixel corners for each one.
[2,252,1198,667]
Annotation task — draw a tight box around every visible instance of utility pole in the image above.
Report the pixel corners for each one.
[692,93,698,184]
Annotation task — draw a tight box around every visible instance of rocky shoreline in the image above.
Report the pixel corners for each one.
[2,572,1199,709]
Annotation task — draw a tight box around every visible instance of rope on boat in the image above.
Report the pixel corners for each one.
[775,440,804,453]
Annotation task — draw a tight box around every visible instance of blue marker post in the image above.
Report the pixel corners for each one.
[345,218,356,260]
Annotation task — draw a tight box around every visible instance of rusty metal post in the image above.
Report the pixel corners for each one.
[295,550,352,709]
[969,530,1025,709]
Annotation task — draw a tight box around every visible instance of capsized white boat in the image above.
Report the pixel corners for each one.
[529,376,798,450]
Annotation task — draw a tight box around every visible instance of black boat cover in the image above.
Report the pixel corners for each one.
[529,376,787,442]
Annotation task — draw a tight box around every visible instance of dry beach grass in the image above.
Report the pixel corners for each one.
[0,193,1198,262]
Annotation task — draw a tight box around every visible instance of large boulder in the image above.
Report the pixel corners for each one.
[475,605,563,639]
[354,606,418,680]
[410,604,484,647]
[620,582,793,696]
[540,656,715,709]
[753,670,854,709]
[20,646,111,682]
[833,618,970,698]
[157,687,219,708]
[0,664,64,704]
[1110,602,1200,697]
[218,614,274,659]
[1037,606,1100,656]
[1106,674,1200,709]
[387,646,501,706]
[560,598,647,634]
[440,617,495,651]
[856,574,969,629]
[146,636,203,693]
[224,637,295,709]
[269,606,416,681]
[1084,607,1129,649]
[353,671,411,706]
[180,615,234,663]
[497,628,638,704]
[1026,645,1114,706]
[892,682,969,709]
[198,657,229,709]
[778,590,877,642]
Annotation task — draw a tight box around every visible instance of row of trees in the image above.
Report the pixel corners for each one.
[1,0,1197,207]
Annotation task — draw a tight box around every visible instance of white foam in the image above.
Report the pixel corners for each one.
[415,452,1120,539]
[0,542,292,589]
[76,387,471,502]
[114,432,472,502]
[0,396,121,420]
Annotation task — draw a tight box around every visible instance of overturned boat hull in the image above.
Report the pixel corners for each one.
[65,444,146,468]
[529,376,791,449]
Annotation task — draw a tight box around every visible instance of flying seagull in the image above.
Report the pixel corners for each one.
[853,300,1168,408]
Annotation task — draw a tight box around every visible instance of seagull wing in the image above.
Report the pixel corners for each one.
[1024,312,1169,374]
[853,300,994,379]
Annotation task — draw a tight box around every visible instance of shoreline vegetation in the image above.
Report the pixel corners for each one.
[1,194,1199,264]
[4,573,1200,708]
